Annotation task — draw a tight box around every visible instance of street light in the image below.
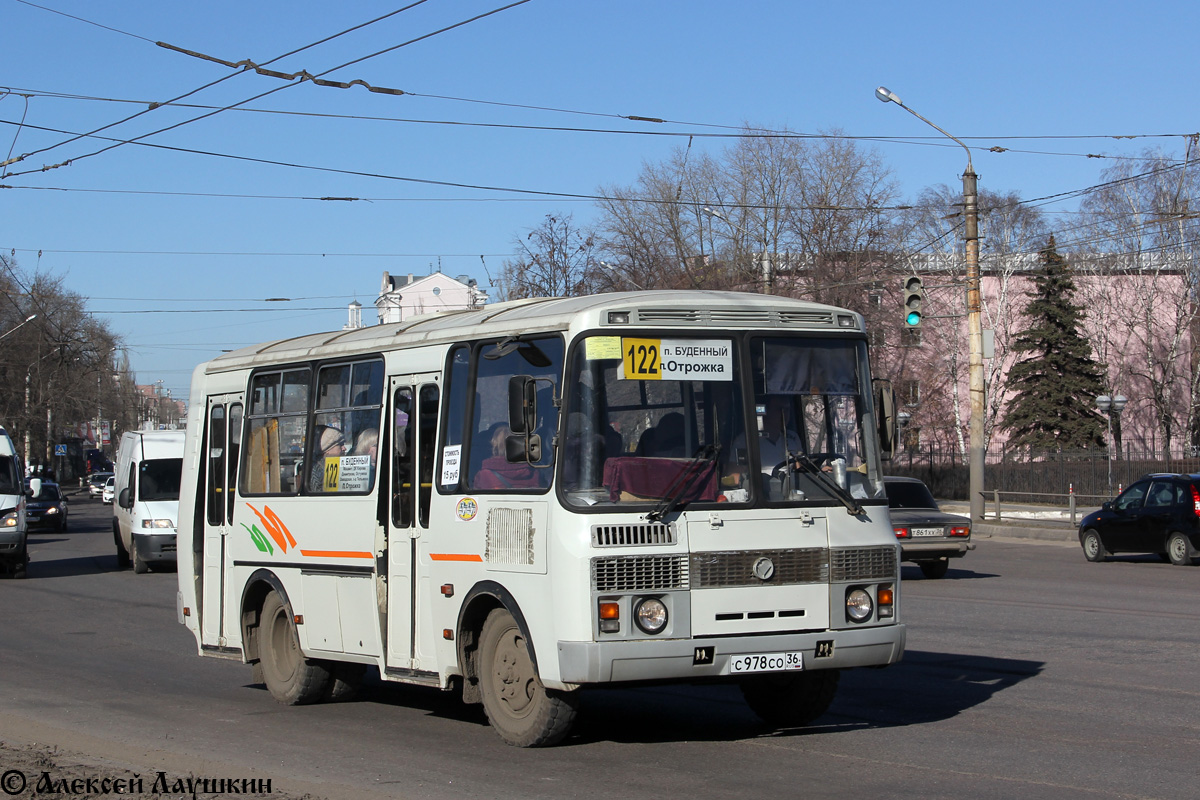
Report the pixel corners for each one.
[0,314,37,342]
[701,207,773,294]
[597,260,644,291]
[876,86,985,522]
[1095,394,1128,495]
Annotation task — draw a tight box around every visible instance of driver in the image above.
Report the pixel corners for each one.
[735,395,807,475]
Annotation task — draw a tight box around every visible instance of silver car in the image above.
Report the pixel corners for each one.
[885,476,974,578]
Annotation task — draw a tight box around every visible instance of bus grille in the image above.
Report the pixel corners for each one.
[690,548,828,588]
[830,546,898,581]
[592,523,676,547]
[592,555,689,592]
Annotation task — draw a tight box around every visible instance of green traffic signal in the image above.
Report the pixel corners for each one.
[902,276,923,327]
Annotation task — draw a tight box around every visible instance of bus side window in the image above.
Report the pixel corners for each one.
[207,405,226,526]
[241,368,309,496]
[418,384,439,527]
[392,387,414,528]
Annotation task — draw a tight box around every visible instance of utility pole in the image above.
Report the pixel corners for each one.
[876,87,986,521]
[964,167,985,522]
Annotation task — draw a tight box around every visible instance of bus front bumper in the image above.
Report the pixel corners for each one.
[555,623,905,686]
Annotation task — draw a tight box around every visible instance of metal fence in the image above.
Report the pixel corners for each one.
[886,446,1200,504]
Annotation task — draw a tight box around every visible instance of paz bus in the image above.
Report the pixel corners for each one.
[176,290,905,746]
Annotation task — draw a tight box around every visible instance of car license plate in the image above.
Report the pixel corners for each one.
[911,527,943,537]
[729,651,803,673]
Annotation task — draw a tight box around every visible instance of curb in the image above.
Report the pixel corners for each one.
[973,520,1077,543]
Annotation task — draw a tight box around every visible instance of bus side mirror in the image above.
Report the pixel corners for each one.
[505,432,542,463]
[508,375,536,435]
[27,478,42,498]
[118,487,132,509]
[873,378,897,461]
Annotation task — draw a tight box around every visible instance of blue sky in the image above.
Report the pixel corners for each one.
[3,0,1197,397]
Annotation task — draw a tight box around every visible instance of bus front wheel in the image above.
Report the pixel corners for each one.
[258,591,331,705]
[478,608,577,747]
[740,668,840,728]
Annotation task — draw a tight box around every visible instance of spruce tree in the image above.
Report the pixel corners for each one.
[1001,236,1108,451]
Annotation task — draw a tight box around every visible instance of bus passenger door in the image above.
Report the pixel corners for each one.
[386,379,437,668]
[201,394,243,646]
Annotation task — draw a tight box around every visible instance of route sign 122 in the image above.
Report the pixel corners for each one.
[622,338,732,381]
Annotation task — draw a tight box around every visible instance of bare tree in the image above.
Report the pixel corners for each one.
[1072,146,1200,457]
[0,255,126,474]
[497,213,602,300]
[893,187,1050,456]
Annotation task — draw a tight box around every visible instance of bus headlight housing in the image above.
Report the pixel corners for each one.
[633,597,668,634]
[846,588,873,623]
[142,518,174,529]
[2,511,17,528]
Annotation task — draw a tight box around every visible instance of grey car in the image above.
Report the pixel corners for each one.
[885,476,974,578]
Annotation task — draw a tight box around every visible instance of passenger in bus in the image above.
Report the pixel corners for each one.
[635,412,686,458]
[473,424,544,489]
[352,428,379,463]
[308,426,345,491]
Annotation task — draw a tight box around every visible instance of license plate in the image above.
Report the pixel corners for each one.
[729,651,804,673]
[911,527,943,537]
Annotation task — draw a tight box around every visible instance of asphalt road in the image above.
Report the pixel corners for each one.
[2,496,1197,800]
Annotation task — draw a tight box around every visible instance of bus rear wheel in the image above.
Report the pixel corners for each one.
[741,668,840,728]
[478,608,577,747]
[259,591,330,705]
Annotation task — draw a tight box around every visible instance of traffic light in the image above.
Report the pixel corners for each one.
[902,276,923,327]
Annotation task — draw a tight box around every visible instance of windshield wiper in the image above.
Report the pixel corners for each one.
[789,453,864,516]
[646,444,721,522]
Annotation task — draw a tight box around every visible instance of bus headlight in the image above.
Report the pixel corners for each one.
[141,519,174,529]
[2,512,17,528]
[846,588,873,623]
[634,597,668,634]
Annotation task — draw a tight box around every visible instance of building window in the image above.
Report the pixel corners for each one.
[901,328,922,347]
[899,379,920,408]
[902,425,921,450]
[868,327,885,348]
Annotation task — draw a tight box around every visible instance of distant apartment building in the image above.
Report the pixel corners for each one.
[375,271,488,324]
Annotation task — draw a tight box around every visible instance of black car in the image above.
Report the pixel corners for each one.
[1078,473,1200,565]
[26,481,68,532]
[884,476,973,579]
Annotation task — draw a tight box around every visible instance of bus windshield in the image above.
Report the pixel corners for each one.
[561,333,884,510]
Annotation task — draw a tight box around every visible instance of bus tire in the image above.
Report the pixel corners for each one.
[740,668,840,728]
[478,608,577,747]
[259,591,331,705]
[323,662,367,702]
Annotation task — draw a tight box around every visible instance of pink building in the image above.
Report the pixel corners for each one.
[874,255,1196,460]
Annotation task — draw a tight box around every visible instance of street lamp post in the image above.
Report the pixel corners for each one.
[1095,394,1128,496]
[597,260,645,291]
[0,314,37,342]
[876,86,985,522]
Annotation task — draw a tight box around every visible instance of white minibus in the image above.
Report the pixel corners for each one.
[177,290,905,746]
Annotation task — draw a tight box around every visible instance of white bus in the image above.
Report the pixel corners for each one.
[176,290,905,746]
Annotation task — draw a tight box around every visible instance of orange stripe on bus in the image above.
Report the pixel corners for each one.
[298,550,375,559]
[430,553,483,562]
